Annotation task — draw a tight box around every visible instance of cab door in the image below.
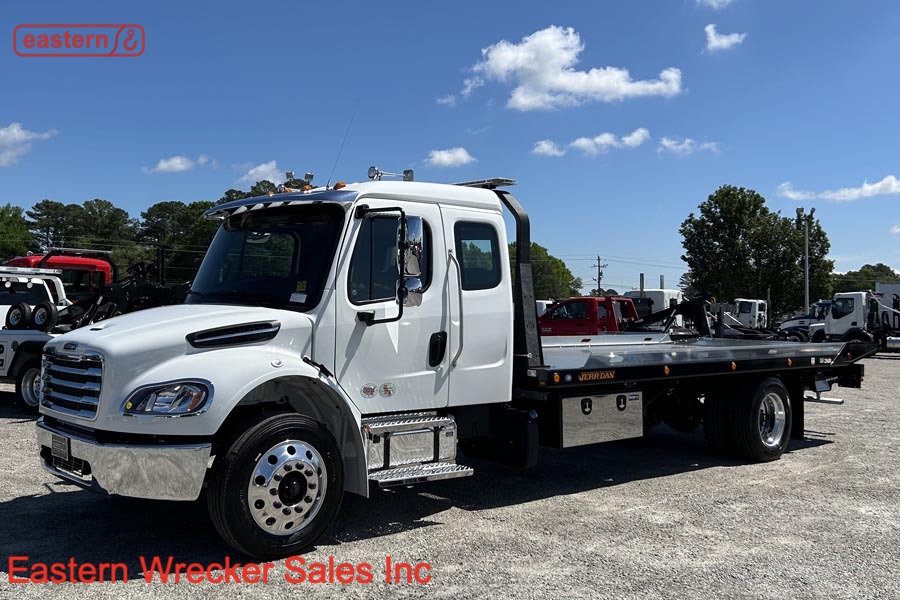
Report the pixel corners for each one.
[440,206,513,407]
[333,200,450,413]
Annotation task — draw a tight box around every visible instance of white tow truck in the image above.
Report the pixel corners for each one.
[36,173,871,559]
[1,266,73,411]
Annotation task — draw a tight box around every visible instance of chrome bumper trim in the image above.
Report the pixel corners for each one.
[36,419,211,501]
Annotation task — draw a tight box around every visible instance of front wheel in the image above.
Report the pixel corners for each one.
[207,413,344,560]
[15,359,42,414]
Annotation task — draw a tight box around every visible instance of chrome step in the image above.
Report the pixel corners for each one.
[804,394,845,405]
[369,462,473,487]
[362,414,454,435]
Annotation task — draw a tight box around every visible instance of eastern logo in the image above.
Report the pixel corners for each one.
[379,383,396,398]
[360,384,377,399]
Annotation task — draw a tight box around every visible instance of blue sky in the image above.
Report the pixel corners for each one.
[2,1,900,292]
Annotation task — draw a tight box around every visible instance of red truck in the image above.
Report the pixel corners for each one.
[538,296,640,336]
[3,248,116,301]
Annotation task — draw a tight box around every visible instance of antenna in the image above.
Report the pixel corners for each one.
[327,99,360,189]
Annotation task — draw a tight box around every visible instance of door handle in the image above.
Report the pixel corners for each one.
[428,332,448,367]
[448,249,464,367]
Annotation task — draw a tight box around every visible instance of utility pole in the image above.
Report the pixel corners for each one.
[592,255,608,295]
[797,206,815,310]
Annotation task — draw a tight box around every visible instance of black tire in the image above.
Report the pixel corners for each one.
[5,302,32,330]
[703,392,734,453]
[794,330,809,343]
[15,359,42,414]
[31,301,58,332]
[730,378,792,462]
[810,329,826,343]
[207,413,344,560]
[784,332,802,343]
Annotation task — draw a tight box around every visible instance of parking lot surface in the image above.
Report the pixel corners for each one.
[1,357,898,599]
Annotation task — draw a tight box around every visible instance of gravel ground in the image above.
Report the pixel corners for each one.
[0,357,898,599]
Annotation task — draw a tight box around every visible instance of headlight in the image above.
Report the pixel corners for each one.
[123,381,211,416]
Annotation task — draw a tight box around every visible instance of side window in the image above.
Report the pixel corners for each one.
[597,303,608,319]
[454,221,501,291]
[349,217,432,304]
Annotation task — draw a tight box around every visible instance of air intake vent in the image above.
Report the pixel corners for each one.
[187,321,281,348]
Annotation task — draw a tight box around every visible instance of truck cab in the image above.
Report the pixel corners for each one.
[733,298,768,329]
[623,289,685,327]
[538,296,639,335]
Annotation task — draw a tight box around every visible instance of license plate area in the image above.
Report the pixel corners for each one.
[51,433,70,461]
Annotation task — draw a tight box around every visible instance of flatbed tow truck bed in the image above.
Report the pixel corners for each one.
[534,335,866,389]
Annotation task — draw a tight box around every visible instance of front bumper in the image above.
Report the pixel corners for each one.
[36,419,211,501]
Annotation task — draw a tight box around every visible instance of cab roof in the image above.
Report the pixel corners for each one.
[204,180,506,220]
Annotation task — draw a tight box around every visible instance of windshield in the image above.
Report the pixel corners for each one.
[737,301,753,314]
[188,204,345,311]
[0,279,50,305]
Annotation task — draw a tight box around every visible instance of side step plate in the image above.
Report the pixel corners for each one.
[804,394,845,405]
[370,462,473,488]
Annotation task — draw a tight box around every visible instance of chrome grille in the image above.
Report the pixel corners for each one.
[41,351,103,419]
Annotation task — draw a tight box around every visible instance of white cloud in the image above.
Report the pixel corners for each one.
[535,128,650,158]
[621,127,651,148]
[658,137,719,156]
[532,140,567,157]
[697,0,735,9]
[144,155,194,173]
[143,154,216,174]
[238,160,283,184]
[778,175,900,203]
[776,182,816,201]
[459,25,682,111]
[705,24,747,52]
[436,94,457,107]
[0,122,58,166]
[891,225,900,235]
[425,147,476,167]
[570,133,622,156]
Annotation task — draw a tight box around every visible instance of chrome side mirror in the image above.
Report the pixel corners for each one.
[403,216,424,278]
[400,277,424,307]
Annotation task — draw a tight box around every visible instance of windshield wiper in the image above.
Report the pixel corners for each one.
[186,289,209,301]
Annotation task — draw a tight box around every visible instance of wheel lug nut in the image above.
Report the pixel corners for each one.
[273,501,282,509]
[305,496,313,503]
[294,506,304,514]
[304,470,313,477]
[269,488,278,496]
[284,464,293,471]
[283,508,292,515]
[273,474,282,482]
[308,483,316,490]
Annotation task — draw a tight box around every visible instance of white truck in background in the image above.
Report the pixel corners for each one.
[624,288,685,327]
[35,173,870,559]
[732,298,768,329]
[809,290,900,351]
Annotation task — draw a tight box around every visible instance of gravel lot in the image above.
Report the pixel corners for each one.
[1,357,898,599]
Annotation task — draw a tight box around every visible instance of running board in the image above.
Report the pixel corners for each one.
[804,394,844,405]
[369,462,473,487]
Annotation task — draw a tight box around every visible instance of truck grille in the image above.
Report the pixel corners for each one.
[41,351,103,419]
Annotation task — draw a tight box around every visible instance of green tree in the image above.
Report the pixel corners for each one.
[680,185,831,317]
[833,263,900,292]
[509,242,582,298]
[26,200,85,248]
[0,204,33,259]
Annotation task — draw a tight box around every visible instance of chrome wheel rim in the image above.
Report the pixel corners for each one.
[34,309,46,327]
[758,392,786,449]
[9,310,21,327]
[22,367,41,407]
[247,439,327,536]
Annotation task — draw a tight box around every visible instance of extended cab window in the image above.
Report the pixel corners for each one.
[548,301,587,320]
[349,217,431,304]
[455,222,501,290]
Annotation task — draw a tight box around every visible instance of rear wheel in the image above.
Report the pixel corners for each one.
[703,392,734,453]
[731,378,792,462]
[207,413,343,560]
[15,359,42,414]
[5,302,32,330]
[31,302,58,332]
[811,329,826,343]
